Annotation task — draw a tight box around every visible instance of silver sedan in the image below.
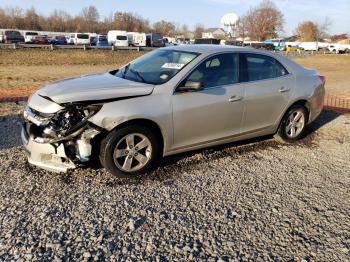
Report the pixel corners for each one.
[22,45,325,177]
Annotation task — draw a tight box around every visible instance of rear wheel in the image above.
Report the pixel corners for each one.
[100,125,160,178]
[274,105,308,143]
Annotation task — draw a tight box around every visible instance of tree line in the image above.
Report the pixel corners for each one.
[0,1,346,41]
[0,5,196,37]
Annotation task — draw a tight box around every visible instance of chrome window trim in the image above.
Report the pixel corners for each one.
[174,50,291,94]
[239,52,290,83]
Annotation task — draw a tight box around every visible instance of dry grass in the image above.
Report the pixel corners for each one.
[0,49,144,66]
[0,49,144,98]
[294,54,350,98]
[0,49,349,98]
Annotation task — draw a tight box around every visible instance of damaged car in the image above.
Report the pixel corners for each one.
[22,45,325,178]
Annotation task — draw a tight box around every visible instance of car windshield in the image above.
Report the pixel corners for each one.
[77,34,89,39]
[56,36,66,40]
[26,32,38,36]
[99,36,107,41]
[114,49,199,85]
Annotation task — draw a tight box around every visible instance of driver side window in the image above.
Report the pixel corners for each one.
[186,53,239,88]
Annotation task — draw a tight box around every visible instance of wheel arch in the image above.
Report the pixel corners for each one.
[275,99,310,133]
[109,118,165,156]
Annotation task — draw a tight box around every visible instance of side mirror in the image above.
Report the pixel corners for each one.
[178,81,204,92]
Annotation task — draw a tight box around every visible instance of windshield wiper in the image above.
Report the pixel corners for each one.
[123,64,131,79]
[130,68,145,83]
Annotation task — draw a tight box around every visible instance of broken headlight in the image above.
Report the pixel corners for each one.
[25,103,102,143]
[47,103,102,139]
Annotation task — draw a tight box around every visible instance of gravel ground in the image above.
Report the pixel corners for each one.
[0,104,349,261]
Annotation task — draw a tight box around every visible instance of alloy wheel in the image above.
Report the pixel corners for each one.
[113,133,152,172]
[285,109,305,138]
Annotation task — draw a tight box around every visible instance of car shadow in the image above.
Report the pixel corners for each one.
[305,109,341,135]
[159,109,341,169]
[0,113,23,150]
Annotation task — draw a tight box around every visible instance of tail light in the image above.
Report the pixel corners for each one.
[319,75,326,86]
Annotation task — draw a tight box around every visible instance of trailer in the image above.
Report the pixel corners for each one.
[108,30,128,47]
[127,32,146,47]
[299,42,329,51]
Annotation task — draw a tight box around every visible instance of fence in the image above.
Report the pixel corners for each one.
[0,43,156,52]
[324,94,350,113]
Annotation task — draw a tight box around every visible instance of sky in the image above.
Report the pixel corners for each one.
[0,0,349,35]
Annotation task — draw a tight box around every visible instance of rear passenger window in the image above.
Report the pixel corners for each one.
[186,53,239,88]
[242,54,288,82]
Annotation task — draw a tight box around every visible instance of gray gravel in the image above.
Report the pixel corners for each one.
[0,105,349,261]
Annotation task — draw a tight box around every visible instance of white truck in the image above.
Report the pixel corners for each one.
[66,33,90,45]
[127,32,146,47]
[23,31,39,43]
[299,42,329,51]
[328,44,347,54]
[107,30,128,47]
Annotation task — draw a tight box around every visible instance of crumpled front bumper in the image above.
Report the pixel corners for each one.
[21,124,76,173]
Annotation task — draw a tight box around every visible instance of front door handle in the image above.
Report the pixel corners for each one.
[279,87,290,93]
[229,95,243,102]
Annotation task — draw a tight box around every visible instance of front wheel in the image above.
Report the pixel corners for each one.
[99,125,160,178]
[274,105,308,143]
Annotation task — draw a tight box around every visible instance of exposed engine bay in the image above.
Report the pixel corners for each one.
[23,103,102,169]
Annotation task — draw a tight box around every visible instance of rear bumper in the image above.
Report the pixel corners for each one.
[21,125,76,173]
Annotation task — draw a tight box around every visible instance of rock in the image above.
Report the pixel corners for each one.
[83,252,91,258]
[127,219,135,231]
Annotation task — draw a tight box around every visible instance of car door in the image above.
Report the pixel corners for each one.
[172,53,244,150]
[239,53,294,133]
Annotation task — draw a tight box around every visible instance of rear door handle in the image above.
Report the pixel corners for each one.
[229,95,243,102]
[279,87,290,93]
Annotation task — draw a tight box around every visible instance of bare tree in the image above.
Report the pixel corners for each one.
[45,10,72,32]
[0,8,10,28]
[153,20,176,36]
[244,0,284,41]
[294,21,318,41]
[5,6,25,29]
[316,17,332,40]
[181,24,189,37]
[113,12,149,32]
[194,23,204,38]
[81,6,99,32]
[24,7,42,30]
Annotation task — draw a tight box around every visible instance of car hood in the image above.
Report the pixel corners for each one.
[37,72,154,104]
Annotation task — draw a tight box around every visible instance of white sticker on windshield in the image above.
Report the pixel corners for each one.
[161,63,185,70]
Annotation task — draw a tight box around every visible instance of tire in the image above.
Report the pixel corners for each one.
[274,105,308,143]
[99,125,160,178]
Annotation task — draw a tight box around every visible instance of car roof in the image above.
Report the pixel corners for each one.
[162,44,306,74]
[163,44,249,54]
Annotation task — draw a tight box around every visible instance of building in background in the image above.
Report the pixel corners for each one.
[202,28,226,39]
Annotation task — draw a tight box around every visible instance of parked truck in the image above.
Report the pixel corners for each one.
[127,32,146,47]
[0,29,24,43]
[328,44,347,54]
[146,33,164,47]
[299,42,329,51]
[23,31,39,43]
[65,33,90,45]
[107,30,128,47]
